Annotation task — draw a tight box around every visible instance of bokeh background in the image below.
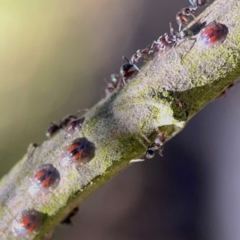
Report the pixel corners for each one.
[0,0,239,239]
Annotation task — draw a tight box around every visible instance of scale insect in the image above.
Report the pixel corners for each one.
[12,209,43,238]
[62,137,95,168]
[197,21,228,49]
[28,164,60,196]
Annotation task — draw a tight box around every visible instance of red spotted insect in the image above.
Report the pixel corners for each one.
[62,137,95,168]
[197,21,228,49]
[28,164,60,196]
[12,209,42,238]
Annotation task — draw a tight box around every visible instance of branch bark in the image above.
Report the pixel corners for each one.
[0,0,240,239]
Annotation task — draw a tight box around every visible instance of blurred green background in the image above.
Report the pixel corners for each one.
[0,0,149,176]
[1,1,240,240]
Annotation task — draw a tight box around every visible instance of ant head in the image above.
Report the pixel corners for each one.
[120,63,133,76]
[120,56,133,76]
[145,149,155,159]
[122,63,132,72]
[46,122,60,138]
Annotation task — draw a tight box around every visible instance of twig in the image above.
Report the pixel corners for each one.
[0,0,240,239]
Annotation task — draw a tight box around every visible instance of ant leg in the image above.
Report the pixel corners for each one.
[178,22,183,32]
[77,109,89,117]
[140,132,151,143]
[169,22,177,37]
[136,132,153,160]
[122,56,129,63]
[189,12,196,19]
[154,128,166,156]
[120,77,126,86]
[133,64,141,73]
[181,37,197,63]
[137,137,148,149]
[189,0,195,7]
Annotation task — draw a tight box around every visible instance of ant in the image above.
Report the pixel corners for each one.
[65,117,85,138]
[176,0,209,31]
[130,132,165,163]
[61,207,79,226]
[176,7,196,32]
[119,46,151,84]
[60,115,78,129]
[167,20,209,62]
[151,33,172,52]
[130,47,151,64]
[46,115,78,138]
[120,56,140,85]
[151,23,181,54]
[46,122,61,138]
[174,20,227,60]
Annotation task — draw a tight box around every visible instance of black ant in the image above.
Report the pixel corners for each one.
[130,132,165,163]
[46,115,78,138]
[120,45,153,83]
[61,207,79,226]
[46,122,61,138]
[60,115,78,129]
[119,56,140,85]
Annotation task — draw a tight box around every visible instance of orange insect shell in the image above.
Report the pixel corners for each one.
[12,209,42,237]
[198,21,228,48]
[64,137,95,168]
[28,164,60,196]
